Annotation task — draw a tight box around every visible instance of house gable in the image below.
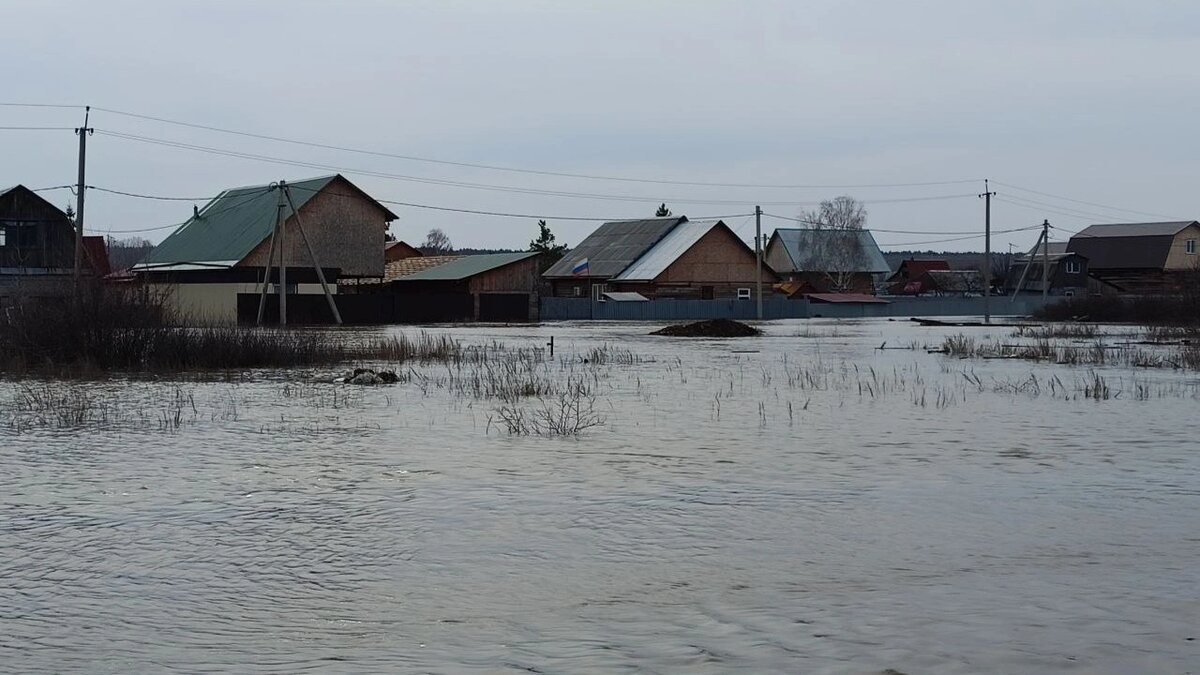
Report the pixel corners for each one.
[649,222,776,286]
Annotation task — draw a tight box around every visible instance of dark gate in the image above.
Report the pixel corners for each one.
[478,293,531,322]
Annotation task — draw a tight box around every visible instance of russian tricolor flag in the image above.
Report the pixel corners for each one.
[571,258,590,276]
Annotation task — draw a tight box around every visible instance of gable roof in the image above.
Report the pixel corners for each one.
[82,236,111,277]
[1067,221,1199,270]
[770,228,890,274]
[140,174,397,268]
[922,269,984,292]
[613,219,732,281]
[395,252,537,281]
[543,216,685,278]
[887,258,950,281]
[1072,221,1197,239]
[0,184,71,219]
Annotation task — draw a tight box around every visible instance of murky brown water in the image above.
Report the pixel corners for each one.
[2,320,1198,674]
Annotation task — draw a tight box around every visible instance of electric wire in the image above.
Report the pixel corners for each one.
[91,105,981,190]
[990,180,1182,220]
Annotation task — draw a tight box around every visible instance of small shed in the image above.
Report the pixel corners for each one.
[382,252,541,321]
[886,258,951,294]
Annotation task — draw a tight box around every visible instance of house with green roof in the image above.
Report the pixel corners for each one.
[134,174,397,323]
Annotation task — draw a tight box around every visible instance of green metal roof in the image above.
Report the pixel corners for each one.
[140,175,337,266]
[396,252,538,281]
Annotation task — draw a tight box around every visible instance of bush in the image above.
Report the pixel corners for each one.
[0,283,463,375]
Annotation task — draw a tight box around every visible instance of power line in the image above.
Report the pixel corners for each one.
[992,192,1146,222]
[0,102,82,109]
[762,211,1013,235]
[86,185,219,201]
[878,225,1041,248]
[95,129,981,207]
[990,180,1182,220]
[91,105,981,190]
[0,126,76,130]
[993,195,1104,222]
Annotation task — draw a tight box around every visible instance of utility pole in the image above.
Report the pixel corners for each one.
[283,184,342,325]
[73,106,93,291]
[278,181,288,326]
[256,183,283,325]
[755,205,763,320]
[1042,219,1050,299]
[979,179,996,324]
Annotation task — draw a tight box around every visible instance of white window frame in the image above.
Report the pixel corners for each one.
[573,285,582,297]
[592,283,607,302]
[1065,260,1081,274]
[737,287,752,300]
[0,227,6,247]
[1186,239,1197,255]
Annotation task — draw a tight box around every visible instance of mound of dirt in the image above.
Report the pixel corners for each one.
[651,319,761,337]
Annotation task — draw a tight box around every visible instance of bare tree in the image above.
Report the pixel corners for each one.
[420,228,453,254]
[799,196,869,292]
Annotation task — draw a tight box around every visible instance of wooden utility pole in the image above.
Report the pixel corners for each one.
[1011,226,1045,301]
[979,180,995,323]
[282,184,342,325]
[755,205,763,320]
[1042,219,1050,299]
[278,181,288,326]
[256,183,283,325]
[73,106,93,290]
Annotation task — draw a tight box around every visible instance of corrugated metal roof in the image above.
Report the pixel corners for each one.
[1073,221,1197,238]
[141,174,397,267]
[603,291,650,302]
[923,269,985,292]
[770,228,890,274]
[1067,221,1199,270]
[395,252,537,281]
[806,293,889,304]
[543,216,685,278]
[142,176,337,266]
[612,219,723,281]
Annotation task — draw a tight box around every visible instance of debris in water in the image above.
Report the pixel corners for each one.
[651,319,761,337]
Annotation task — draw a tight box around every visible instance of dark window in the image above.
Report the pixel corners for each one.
[1065,260,1081,274]
[1187,239,1196,255]
[701,285,715,300]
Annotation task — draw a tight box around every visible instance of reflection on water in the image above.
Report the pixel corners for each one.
[2,320,1198,674]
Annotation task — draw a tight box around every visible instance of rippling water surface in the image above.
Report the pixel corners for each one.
[2,319,1198,674]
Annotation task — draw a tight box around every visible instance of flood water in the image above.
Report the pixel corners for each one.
[2,319,1198,674]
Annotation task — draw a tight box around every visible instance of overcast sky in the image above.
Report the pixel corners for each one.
[2,0,1198,252]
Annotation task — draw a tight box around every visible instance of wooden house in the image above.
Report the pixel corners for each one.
[764,228,889,294]
[133,174,396,323]
[543,217,774,300]
[1005,242,1091,295]
[385,240,423,262]
[0,185,109,304]
[1067,221,1200,293]
[886,258,950,294]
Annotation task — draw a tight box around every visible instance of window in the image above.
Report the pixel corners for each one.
[592,283,607,302]
[0,227,6,247]
[573,286,582,297]
[1065,260,1081,274]
[737,287,752,300]
[701,285,715,300]
[1187,239,1197,255]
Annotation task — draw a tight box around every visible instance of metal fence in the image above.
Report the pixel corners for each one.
[540,296,1056,321]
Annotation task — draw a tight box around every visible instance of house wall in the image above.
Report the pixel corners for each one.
[549,277,607,298]
[240,177,390,278]
[1165,224,1200,270]
[650,224,773,295]
[146,281,335,324]
[764,237,794,274]
[0,188,76,271]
